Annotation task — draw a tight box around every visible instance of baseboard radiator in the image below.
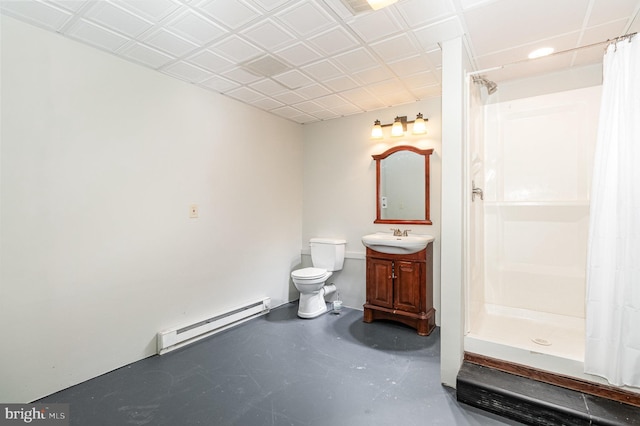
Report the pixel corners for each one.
[157,297,271,355]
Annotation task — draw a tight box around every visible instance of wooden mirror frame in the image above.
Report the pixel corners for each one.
[373,145,433,225]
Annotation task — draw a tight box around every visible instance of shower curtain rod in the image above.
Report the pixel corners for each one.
[468,32,637,76]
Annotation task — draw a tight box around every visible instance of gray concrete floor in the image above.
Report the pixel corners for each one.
[39,303,522,425]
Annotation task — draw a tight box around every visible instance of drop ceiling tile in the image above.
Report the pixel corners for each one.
[221,67,263,84]
[474,32,580,71]
[84,2,154,38]
[211,35,263,63]
[276,1,334,37]
[588,0,639,27]
[329,103,362,116]
[142,29,199,57]
[162,61,212,82]
[275,42,322,67]
[272,69,314,89]
[402,71,438,88]
[367,79,409,96]
[272,91,307,104]
[251,97,284,110]
[463,0,588,56]
[166,9,226,45]
[301,60,343,81]
[111,0,180,22]
[271,105,306,119]
[579,19,629,45]
[66,19,130,51]
[387,54,429,77]
[376,90,415,106]
[412,16,464,50]
[48,1,87,13]
[200,75,241,92]
[307,26,359,55]
[187,49,235,73]
[292,100,324,113]
[310,109,340,120]
[353,65,393,85]
[241,19,296,51]
[290,113,318,124]
[249,78,289,96]
[195,0,261,29]
[369,33,422,63]
[339,87,384,109]
[122,42,175,68]
[396,0,456,28]
[314,94,347,108]
[294,83,331,99]
[347,8,403,43]
[411,84,441,99]
[425,47,442,68]
[0,1,72,31]
[225,86,264,102]
[252,0,290,12]
[323,75,359,91]
[332,48,378,73]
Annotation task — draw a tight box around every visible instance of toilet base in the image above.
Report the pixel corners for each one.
[297,291,328,318]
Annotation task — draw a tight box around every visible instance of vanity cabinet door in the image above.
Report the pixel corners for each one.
[394,260,423,314]
[366,258,394,309]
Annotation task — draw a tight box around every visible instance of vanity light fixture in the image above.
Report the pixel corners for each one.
[391,116,405,137]
[370,113,428,139]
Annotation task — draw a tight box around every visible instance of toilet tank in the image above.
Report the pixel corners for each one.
[309,238,346,272]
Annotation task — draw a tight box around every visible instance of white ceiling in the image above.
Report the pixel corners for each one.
[2,0,639,123]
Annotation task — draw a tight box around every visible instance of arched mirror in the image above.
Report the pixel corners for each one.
[373,145,433,225]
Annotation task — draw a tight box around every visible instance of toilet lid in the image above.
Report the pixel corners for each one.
[292,267,327,280]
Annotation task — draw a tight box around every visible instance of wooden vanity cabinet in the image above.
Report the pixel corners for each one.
[363,243,435,336]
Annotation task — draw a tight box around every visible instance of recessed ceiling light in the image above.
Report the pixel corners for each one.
[528,47,555,59]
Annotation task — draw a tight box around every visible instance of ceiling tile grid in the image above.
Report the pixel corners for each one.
[2,0,639,124]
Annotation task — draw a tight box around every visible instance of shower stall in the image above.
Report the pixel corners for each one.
[463,68,603,380]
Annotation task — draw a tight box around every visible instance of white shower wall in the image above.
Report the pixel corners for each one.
[481,86,601,320]
[466,85,603,368]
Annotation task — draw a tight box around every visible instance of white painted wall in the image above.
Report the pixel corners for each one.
[440,37,472,388]
[301,99,442,319]
[0,16,302,402]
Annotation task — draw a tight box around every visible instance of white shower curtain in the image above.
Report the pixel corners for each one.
[585,35,640,387]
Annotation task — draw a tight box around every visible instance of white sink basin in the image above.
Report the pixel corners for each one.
[361,233,434,255]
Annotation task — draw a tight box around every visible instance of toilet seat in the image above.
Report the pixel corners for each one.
[291,267,327,280]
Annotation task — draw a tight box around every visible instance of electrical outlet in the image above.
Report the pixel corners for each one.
[189,204,199,218]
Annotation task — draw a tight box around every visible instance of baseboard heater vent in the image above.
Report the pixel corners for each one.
[157,297,271,355]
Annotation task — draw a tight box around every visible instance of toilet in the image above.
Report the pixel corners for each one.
[291,238,346,318]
